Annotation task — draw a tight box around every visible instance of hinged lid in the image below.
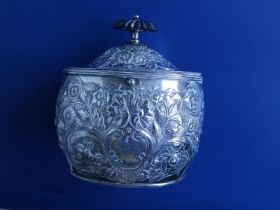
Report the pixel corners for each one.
[89,15,176,71]
[65,15,202,82]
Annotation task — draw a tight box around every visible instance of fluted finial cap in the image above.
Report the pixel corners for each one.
[114,15,157,44]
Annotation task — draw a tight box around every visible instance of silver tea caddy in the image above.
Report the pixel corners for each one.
[55,16,204,187]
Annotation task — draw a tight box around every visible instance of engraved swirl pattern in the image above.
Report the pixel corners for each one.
[89,44,177,70]
[55,76,204,184]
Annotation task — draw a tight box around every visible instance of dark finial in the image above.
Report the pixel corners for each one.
[114,15,157,44]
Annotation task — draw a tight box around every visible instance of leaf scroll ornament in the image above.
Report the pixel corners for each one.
[55,76,204,184]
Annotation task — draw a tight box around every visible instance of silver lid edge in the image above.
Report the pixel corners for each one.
[64,67,203,82]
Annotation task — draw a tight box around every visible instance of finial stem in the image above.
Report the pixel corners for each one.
[113,15,157,44]
[131,31,140,44]
[130,15,140,44]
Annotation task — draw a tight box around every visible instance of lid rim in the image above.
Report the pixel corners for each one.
[64,67,203,82]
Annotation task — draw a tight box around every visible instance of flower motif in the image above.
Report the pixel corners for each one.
[106,94,129,127]
[69,84,81,97]
[76,138,94,160]
[184,83,203,114]
[89,44,177,70]
[151,89,165,106]
[136,170,148,181]
[164,152,189,174]
[61,77,82,100]
[151,144,191,176]
[83,89,110,108]
[62,104,90,129]
[105,168,117,180]
[56,76,204,184]
[132,100,154,129]
[186,117,199,134]
[153,93,164,101]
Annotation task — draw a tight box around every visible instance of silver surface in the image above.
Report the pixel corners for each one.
[65,67,202,81]
[55,16,204,187]
[88,43,177,70]
[55,74,204,186]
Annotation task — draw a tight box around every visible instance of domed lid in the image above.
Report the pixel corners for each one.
[65,16,202,81]
[89,15,176,71]
[89,43,177,70]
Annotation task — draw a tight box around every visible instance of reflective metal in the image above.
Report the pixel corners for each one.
[55,16,204,187]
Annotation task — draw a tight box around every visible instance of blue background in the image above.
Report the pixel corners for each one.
[0,0,280,209]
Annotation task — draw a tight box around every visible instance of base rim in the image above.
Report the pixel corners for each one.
[70,170,184,188]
